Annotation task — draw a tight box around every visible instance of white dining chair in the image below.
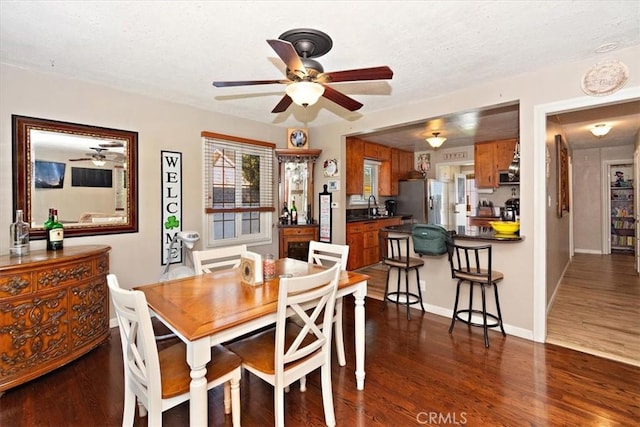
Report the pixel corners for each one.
[192,244,247,274]
[307,241,350,367]
[227,264,341,427]
[107,274,242,427]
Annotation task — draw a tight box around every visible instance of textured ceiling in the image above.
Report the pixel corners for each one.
[1,1,639,150]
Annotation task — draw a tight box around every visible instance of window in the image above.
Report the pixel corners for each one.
[202,132,275,247]
[349,159,380,204]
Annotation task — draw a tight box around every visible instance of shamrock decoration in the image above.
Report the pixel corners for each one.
[164,215,180,230]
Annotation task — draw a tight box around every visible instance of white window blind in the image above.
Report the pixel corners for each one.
[202,132,275,247]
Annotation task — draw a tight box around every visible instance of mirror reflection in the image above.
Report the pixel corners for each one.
[275,148,321,225]
[283,161,309,222]
[12,115,138,239]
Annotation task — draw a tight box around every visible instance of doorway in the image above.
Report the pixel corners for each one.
[605,162,635,256]
[533,87,640,343]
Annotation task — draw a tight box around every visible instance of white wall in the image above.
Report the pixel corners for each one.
[0,64,282,295]
[573,145,634,253]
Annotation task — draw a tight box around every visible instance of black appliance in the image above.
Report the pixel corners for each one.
[499,171,519,185]
[500,207,517,221]
[385,199,397,216]
[504,197,520,217]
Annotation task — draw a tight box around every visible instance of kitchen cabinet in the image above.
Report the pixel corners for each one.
[346,222,364,270]
[391,149,415,194]
[364,141,387,159]
[0,245,111,392]
[346,217,403,270]
[379,148,392,196]
[610,186,635,251]
[474,138,517,188]
[346,137,365,195]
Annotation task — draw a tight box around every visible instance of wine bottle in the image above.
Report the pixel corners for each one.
[46,209,64,251]
[290,199,298,225]
[282,202,289,224]
[43,208,54,231]
[9,209,30,257]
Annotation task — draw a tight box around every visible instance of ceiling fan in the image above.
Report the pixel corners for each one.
[69,147,121,165]
[212,28,393,113]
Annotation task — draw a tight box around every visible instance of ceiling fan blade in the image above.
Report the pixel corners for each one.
[321,66,393,83]
[267,39,306,75]
[272,95,293,113]
[99,141,123,148]
[69,158,91,161]
[321,85,363,111]
[213,79,287,88]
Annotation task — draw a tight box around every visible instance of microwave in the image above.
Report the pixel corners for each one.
[498,171,519,185]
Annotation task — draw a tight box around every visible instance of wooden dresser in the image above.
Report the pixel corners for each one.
[0,245,111,393]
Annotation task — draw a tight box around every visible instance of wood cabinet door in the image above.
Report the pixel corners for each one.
[379,146,392,196]
[346,225,364,270]
[495,139,518,172]
[68,279,109,350]
[346,137,364,195]
[364,141,381,159]
[474,142,496,188]
[0,289,69,382]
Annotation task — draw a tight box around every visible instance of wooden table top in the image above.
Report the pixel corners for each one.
[135,258,369,341]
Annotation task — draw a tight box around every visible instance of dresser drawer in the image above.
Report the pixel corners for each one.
[0,272,33,298]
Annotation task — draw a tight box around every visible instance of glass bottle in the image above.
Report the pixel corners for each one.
[281,202,289,225]
[44,207,54,230]
[9,209,30,257]
[46,208,64,251]
[290,199,298,225]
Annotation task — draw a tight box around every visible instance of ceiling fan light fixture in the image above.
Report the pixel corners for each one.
[285,81,324,107]
[426,132,447,148]
[590,123,611,137]
[92,159,106,167]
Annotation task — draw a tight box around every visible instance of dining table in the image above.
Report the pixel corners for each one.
[135,257,369,427]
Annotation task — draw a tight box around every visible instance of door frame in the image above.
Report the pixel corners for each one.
[601,159,634,255]
[533,86,640,343]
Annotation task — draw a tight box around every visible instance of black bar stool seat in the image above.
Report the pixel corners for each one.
[446,242,506,347]
[379,231,425,320]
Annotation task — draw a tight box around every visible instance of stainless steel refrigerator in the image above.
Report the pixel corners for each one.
[396,179,449,225]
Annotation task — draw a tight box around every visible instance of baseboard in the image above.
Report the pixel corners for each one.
[574,248,603,255]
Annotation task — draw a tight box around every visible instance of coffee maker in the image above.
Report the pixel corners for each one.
[384,199,397,216]
[501,198,520,221]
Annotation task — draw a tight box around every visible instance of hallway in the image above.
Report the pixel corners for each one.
[546,252,640,366]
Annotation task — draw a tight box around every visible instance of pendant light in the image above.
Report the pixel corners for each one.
[426,132,447,148]
[508,140,520,179]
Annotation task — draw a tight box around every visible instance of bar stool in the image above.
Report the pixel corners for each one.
[445,242,506,347]
[379,230,425,320]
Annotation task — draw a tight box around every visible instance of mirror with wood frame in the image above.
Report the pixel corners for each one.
[12,115,138,239]
[275,148,321,224]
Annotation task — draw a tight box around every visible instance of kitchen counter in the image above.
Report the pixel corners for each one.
[346,214,406,223]
[380,223,524,242]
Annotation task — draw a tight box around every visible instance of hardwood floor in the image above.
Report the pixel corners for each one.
[547,252,640,366]
[1,294,638,426]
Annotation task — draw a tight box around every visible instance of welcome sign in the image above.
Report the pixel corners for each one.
[161,151,182,265]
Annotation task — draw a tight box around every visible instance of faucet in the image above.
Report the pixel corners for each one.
[368,195,377,217]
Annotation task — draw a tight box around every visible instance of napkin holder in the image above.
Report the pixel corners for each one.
[240,251,263,286]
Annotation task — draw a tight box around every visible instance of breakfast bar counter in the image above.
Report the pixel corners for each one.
[380,223,524,242]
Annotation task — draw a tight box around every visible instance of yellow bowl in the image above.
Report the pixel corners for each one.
[489,221,520,234]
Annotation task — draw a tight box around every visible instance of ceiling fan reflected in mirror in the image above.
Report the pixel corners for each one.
[212,28,393,113]
[69,147,122,166]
